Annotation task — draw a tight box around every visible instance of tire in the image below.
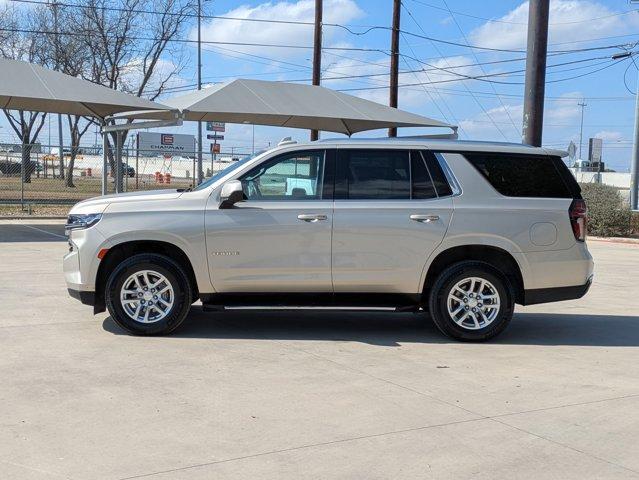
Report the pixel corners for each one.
[427,261,514,342]
[105,253,193,335]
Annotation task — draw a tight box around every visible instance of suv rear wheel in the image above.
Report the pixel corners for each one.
[105,253,193,335]
[428,261,514,341]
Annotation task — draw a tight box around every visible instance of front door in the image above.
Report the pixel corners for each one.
[205,149,334,293]
[332,148,453,294]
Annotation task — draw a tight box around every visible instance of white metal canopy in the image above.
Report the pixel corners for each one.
[119,78,454,135]
[0,58,171,118]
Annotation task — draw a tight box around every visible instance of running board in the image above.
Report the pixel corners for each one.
[200,293,422,313]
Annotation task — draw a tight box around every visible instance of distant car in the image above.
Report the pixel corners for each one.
[110,163,135,178]
[0,160,36,176]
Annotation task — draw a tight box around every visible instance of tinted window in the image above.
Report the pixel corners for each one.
[423,151,453,197]
[464,153,574,198]
[240,150,325,200]
[341,150,410,199]
[411,151,437,199]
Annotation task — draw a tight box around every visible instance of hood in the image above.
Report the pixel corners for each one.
[70,189,183,215]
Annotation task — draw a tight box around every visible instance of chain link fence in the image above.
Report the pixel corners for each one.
[0,144,255,207]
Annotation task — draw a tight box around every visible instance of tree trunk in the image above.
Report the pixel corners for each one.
[65,148,76,188]
[21,143,32,183]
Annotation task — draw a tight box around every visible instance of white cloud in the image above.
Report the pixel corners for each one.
[594,130,624,142]
[319,54,477,108]
[120,58,186,96]
[469,1,639,50]
[458,92,583,141]
[196,0,363,58]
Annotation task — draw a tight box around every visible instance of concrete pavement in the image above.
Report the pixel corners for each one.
[1,220,638,479]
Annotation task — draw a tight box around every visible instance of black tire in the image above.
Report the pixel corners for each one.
[105,253,193,335]
[427,261,514,342]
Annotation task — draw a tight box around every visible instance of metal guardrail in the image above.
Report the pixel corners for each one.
[0,144,254,206]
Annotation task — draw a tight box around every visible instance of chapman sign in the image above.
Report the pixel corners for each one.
[137,132,196,154]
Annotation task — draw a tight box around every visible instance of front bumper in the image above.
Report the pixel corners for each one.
[522,276,593,305]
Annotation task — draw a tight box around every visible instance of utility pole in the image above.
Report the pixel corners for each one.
[578,100,587,160]
[197,0,203,184]
[310,0,322,142]
[388,0,401,138]
[522,0,550,147]
[51,0,64,179]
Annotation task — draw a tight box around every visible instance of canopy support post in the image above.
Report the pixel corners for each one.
[115,130,123,194]
[101,124,108,196]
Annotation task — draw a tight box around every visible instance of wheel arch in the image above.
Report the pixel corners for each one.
[94,240,199,313]
[422,244,525,305]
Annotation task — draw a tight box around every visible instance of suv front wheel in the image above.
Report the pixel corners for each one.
[428,261,514,341]
[105,253,193,335]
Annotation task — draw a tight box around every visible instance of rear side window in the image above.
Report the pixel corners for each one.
[337,149,410,199]
[411,151,437,199]
[421,151,453,197]
[464,153,575,198]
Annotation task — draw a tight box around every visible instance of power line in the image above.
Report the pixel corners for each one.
[8,0,636,56]
[406,0,639,26]
[0,26,389,52]
[400,3,509,141]
[438,0,520,137]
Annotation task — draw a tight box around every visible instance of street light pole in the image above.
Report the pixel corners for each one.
[612,51,638,209]
[631,67,639,210]
[51,0,64,179]
[197,0,203,184]
[578,100,587,160]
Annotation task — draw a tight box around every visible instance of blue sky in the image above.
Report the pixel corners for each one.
[3,0,639,170]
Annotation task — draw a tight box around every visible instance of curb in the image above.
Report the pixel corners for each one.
[589,236,639,245]
[0,216,66,220]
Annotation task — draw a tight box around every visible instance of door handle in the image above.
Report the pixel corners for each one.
[297,214,328,222]
[410,214,440,223]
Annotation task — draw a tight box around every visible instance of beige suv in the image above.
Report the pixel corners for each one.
[65,138,593,341]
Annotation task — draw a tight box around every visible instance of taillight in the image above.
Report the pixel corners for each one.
[569,199,587,242]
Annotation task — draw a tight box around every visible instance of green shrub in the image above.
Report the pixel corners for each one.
[631,211,639,236]
[579,183,632,237]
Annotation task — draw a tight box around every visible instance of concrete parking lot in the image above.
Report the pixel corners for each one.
[1,219,639,479]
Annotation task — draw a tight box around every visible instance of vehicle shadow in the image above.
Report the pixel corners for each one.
[0,223,66,242]
[102,307,639,347]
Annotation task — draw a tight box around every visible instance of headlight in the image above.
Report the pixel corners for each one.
[65,213,102,231]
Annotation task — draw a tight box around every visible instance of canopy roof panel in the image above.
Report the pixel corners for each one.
[0,58,170,118]
[120,79,453,135]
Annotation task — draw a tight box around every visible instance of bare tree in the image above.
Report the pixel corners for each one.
[0,3,48,183]
[76,0,195,188]
[46,5,97,187]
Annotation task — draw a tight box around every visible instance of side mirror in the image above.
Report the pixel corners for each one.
[219,180,245,209]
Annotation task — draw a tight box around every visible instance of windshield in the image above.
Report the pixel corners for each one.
[193,151,266,191]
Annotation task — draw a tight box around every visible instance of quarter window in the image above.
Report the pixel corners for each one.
[240,150,325,200]
[464,153,574,198]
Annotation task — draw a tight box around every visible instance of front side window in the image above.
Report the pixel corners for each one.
[240,150,325,200]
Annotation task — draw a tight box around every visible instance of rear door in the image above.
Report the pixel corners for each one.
[331,148,454,293]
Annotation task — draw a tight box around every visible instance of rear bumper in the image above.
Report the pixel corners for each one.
[522,276,592,305]
[68,288,96,306]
